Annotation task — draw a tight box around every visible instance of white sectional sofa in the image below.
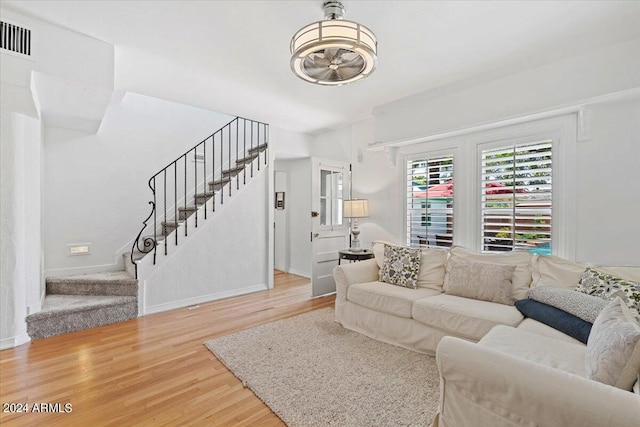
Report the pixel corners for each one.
[333,242,640,427]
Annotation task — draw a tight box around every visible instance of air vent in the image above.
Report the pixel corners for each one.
[1,19,33,59]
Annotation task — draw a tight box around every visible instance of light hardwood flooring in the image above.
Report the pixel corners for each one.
[0,271,335,426]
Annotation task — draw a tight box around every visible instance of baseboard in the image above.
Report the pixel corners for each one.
[45,262,123,278]
[0,333,31,350]
[143,284,268,315]
[286,268,311,279]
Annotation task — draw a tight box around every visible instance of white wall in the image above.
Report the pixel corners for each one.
[373,37,640,144]
[44,93,233,276]
[139,165,269,314]
[350,119,401,248]
[575,99,640,265]
[0,111,43,350]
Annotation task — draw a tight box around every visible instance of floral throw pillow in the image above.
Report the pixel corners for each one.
[576,268,640,314]
[379,245,421,289]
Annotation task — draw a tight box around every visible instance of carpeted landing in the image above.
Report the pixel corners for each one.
[26,271,138,340]
[205,308,439,427]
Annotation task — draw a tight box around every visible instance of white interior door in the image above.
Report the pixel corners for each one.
[311,158,350,297]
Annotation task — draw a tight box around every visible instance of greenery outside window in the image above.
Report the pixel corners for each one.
[406,155,454,248]
[481,141,552,254]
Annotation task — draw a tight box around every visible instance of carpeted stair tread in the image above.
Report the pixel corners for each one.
[28,295,137,320]
[26,295,137,340]
[46,271,137,296]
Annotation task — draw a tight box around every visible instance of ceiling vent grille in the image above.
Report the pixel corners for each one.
[1,19,33,58]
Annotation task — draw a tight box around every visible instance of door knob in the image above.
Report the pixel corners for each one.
[311,211,319,217]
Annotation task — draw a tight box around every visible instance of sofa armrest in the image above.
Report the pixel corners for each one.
[333,259,379,301]
[435,336,640,427]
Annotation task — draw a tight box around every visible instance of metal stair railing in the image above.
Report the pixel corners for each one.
[131,117,268,277]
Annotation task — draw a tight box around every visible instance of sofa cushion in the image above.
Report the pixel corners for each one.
[528,286,607,323]
[586,297,640,391]
[478,325,586,377]
[446,246,533,300]
[531,254,587,290]
[412,294,523,341]
[517,318,583,345]
[379,244,421,289]
[347,281,441,318]
[373,241,448,291]
[514,299,592,344]
[444,259,516,305]
[577,267,640,314]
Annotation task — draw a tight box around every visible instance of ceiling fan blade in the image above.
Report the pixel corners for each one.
[307,53,331,67]
[314,68,340,82]
[323,47,340,61]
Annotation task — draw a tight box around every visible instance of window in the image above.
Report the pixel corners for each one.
[406,155,454,248]
[481,141,552,254]
[320,169,343,226]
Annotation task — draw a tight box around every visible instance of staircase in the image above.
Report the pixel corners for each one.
[127,117,268,276]
[26,271,138,339]
[27,116,268,341]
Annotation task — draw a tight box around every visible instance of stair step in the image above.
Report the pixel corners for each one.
[194,191,216,203]
[208,178,231,191]
[46,271,137,296]
[178,206,198,220]
[221,166,245,177]
[26,295,137,340]
[161,220,184,234]
[236,153,259,165]
[247,143,268,154]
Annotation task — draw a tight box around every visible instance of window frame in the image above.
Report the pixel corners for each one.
[401,114,577,259]
[404,149,458,248]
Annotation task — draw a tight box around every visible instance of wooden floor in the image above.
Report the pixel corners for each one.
[0,271,335,426]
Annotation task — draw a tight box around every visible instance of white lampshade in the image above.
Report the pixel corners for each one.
[343,199,369,218]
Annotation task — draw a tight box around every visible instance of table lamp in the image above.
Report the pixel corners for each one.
[343,199,369,252]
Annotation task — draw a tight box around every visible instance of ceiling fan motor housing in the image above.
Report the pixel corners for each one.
[290,1,378,85]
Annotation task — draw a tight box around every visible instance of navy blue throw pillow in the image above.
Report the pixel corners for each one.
[514,299,592,344]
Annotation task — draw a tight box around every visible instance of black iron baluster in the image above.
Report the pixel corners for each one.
[152,176,157,263]
[174,160,178,246]
[194,148,198,227]
[228,122,232,198]
[221,125,224,205]
[184,155,188,236]
[236,119,240,190]
[203,140,207,220]
[257,123,261,171]
[212,132,216,212]
[251,121,254,178]
[265,124,269,166]
[243,119,247,185]
[163,170,167,256]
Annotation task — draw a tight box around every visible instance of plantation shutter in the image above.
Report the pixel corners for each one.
[406,155,454,248]
[481,141,552,254]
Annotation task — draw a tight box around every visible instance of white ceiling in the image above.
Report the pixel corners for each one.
[4,1,640,134]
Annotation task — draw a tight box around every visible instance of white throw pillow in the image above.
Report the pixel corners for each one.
[585,297,640,391]
[446,246,533,300]
[531,255,588,290]
[444,259,516,305]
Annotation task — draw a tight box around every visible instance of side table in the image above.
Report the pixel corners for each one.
[338,249,374,265]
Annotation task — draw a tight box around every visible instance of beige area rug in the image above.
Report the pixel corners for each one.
[204,308,439,427]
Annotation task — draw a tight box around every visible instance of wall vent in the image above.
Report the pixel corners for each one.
[1,19,34,59]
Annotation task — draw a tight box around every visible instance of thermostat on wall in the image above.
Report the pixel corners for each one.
[67,243,91,256]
